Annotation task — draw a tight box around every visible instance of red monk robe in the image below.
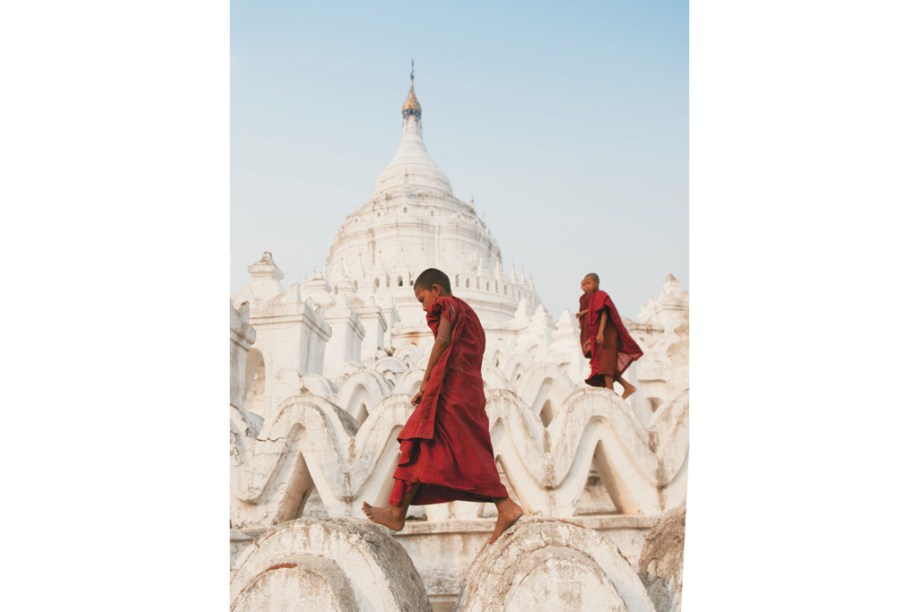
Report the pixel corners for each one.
[390,295,508,506]
[579,289,644,387]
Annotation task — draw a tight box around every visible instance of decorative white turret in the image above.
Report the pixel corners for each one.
[639,273,688,334]
[233,252,332,412]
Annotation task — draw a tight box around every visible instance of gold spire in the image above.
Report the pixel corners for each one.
[402,85,421,113]
[401,60,422,119]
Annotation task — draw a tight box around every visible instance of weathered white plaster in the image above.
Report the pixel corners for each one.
[230,515,659,604]
[230,301,256,410]
[230,518,431,611]
[456,519,655,612]
[639,505,687,612]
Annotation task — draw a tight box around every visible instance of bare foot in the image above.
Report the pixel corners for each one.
[621,381,637,400]
[361,501,406,531]
[488,498,524,544]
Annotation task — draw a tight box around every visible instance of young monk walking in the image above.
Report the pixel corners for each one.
[362,268,523,544]
[575,273,644,398]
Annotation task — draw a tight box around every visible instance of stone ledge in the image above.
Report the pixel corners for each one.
[395,514,659,535]
[231,528,266,543]
[230,513,658,544]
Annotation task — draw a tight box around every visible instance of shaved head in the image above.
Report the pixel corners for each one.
[415,268,452,293]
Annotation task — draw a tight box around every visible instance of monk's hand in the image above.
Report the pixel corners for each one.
[596,331,604,343]
[411,381,427,406]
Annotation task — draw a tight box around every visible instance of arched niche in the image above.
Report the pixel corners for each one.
[243,348,266,414]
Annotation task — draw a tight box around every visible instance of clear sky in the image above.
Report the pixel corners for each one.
[231,0,688,319]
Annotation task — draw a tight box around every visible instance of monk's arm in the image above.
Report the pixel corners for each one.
[425,313,453,379]
[597,310,608,342]
[412,313,454,405]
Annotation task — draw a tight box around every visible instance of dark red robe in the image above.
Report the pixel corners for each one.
[390,295,508,506]
[579,289,643,387]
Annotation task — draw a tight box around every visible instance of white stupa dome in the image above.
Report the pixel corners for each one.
[323,74,542,328]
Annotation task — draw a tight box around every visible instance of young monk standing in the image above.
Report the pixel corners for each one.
[362,268,523,544]
[575,273,644,398]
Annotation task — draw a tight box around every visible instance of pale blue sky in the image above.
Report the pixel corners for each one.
[231,0,688,319]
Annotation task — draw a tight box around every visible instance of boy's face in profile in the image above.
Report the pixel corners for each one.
[414,284,444,311]
[582,276,599,293]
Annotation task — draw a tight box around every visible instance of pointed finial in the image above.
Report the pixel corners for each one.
[402,61,422,120]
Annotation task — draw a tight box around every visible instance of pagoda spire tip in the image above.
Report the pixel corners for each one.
[402,60,422,120]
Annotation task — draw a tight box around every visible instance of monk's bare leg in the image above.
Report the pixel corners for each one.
[362,483,417,531]
[603,375,615,391]
[618,376,637,400]
[488,497,523,544]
